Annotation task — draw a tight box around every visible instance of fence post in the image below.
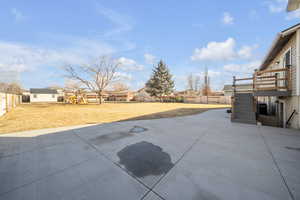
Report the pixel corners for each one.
[5,93,8,113]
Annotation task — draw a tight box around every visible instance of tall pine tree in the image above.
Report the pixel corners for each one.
[146,60,174,101]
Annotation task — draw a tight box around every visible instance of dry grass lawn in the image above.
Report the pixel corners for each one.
[0,103,229,134]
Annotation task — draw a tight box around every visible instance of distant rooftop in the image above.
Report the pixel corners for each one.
[30,88,58,94]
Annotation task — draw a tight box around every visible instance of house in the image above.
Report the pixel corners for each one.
[232,23,300,129]
[29,88,59,103]
[223,84,253,96]
[133,88,155,102]
[106,91,135,102]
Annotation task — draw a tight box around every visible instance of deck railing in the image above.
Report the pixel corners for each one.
[233,67,291,93]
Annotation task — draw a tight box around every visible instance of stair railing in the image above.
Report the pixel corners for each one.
[286,109,296,127]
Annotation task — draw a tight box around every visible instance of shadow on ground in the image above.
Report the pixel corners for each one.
[119,108,227,122]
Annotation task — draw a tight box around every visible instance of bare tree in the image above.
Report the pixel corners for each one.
[112,82,129,92]
[187,74,194,91]
[194,75,201,91]
[64,79,82,93]
[0,82,22,94]
[64,56,121,104]
[187,74,201,93]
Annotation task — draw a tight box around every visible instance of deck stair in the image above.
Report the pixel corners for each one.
[231,93,256,124]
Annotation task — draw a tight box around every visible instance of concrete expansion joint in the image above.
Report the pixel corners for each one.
[257,129,295,200]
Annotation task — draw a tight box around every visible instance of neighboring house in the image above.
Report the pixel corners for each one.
[30,88,59,103]
[133,88,155,102]
[64,90,134,103]
[232,23,300,129]
[106,91,134,102]
[223,84,253,96]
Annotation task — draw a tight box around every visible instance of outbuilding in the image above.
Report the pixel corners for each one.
[29,88,58,103]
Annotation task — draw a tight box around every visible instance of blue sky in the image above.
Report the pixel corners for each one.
[0,0,299,91]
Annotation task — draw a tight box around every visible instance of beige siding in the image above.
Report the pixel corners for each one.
[284,96,300,129]
[265,33,297,95]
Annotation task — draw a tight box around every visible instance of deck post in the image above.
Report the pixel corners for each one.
[275,73,278,90]
[253,69,257,92]
[233,76,236,95]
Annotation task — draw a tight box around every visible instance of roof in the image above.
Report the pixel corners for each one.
[30,88,58,94]
[223,84,253,91]
[260,23,300,70]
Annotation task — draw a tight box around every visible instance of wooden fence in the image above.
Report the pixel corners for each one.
[183,96,231,104]
[0,92,21,117]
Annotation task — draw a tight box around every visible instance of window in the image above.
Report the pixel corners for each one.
[284,49,291,68]
[33,94,37,98]
[52,94,55,98]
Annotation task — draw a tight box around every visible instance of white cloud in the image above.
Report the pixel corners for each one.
[249,10,259,20]
[191,38,236,61]
[222,12,234,25]
[196,70,221,78]
[191,38,258,61]
[117,57,144,71]
[115,72,132,80]
[95,4,133,37]
[266,0,300,20]
[238,44,259,59]
[11,8,25,22]
[144,53,156,64]
[0,40,115,72]
[223,60,261,74]
[286,9,300,19]
[266,0,287,13]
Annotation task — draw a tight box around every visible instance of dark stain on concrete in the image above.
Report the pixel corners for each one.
[285,146,300,152]
[117,141,174,178]
[89,125,148,145]
[129,126,148,133]
[193,189,220,200]
[90,132,133,145]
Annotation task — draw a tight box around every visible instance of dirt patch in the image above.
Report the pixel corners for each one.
[90,132,133,145]
[117,141,174,178]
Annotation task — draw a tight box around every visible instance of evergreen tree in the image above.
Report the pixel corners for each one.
[146,60,174,101]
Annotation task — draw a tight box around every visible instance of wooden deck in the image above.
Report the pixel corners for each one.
[233,67,292,96]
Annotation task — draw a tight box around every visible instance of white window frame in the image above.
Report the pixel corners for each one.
[283,47,292,68]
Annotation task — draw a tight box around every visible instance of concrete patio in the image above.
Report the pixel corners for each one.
[0,109,299,200]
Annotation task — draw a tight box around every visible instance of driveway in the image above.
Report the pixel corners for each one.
[0,109,299,200]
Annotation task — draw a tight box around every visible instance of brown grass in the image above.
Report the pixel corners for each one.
[0,103,229,134]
